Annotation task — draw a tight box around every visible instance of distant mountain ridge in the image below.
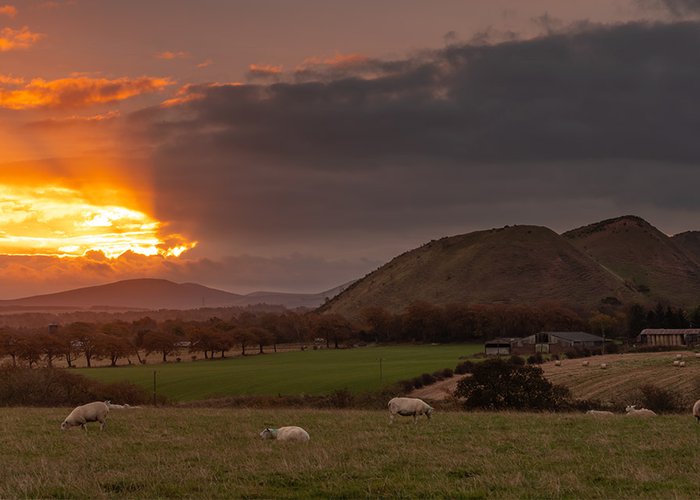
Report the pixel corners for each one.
[322,215,700,317]
[0,279,352,311]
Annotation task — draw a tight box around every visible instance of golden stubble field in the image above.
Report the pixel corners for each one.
[542,350,700,406]
[2,407,700,498]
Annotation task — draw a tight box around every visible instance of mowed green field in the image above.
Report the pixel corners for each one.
[79,344,480,401]
[3,407,700,499]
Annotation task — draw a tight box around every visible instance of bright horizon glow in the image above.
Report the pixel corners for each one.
[0,184,196,258]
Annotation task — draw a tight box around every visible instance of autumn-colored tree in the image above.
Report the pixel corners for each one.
[0,328,22,367]
[141,330,179,363]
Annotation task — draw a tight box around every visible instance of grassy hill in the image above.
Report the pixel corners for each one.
[672,230,700,265]
[321,225,640,317]
[3,408,699,498]
[78,344,481,401]
[563,215,700,308]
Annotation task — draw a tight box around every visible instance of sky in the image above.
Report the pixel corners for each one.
[1,0,699,298]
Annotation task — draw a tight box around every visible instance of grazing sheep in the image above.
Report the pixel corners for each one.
[554,360,561,366]
[676,354,683,360]
[679,361,686,368]
[61,401,110,431]
[693,400,700,422]
[586,410,614,416]
[388,397,434,424]
[600,363,608,369]
[259,426,310,442]
[582,360,589,367]
[625,405,657,417]
[673,360,680,367]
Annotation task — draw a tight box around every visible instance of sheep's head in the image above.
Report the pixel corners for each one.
[426,407,434,419]
[259,428,275,439]
[625,405,637,413]
[60,421,68,431]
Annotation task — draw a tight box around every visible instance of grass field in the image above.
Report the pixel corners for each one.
[2,407,700,498]
[78,344,481,401]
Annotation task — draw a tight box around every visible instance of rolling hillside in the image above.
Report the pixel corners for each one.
[563,216,700,307]
[0,279,350,311]
[672,230,700,265]
[321,224,640,317]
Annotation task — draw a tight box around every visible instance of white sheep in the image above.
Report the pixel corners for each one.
[693,400,700,423]
[105,401,141,409]
[679,361,686,368]
[586,410,614,416]
[600,363,608,369]
[554,360,561,366]
[582,361,589,367]
[388,397,434,424]
[676,354,683,360]
[673,360,680,367]
[625,405,657,417]
[259,426,310,442]
[61,401,110,431]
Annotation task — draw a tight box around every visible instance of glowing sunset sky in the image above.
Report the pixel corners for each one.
[1,0,700,298]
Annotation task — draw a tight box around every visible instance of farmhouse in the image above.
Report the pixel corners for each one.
[637,329,700,347]
[484,331,605,356]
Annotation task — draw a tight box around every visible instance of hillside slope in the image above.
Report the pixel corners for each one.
[563,216,700,307]
[321,225,640,317]
[0,279,243,310]
[672,231,700,265]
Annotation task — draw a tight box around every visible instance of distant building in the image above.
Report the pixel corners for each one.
[484,331,605,356]
[638,329,700,347]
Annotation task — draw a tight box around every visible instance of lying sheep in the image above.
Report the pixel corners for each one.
[625,405,657,417]
[61,401,110,431]
[388,397,434,424]
[259,426,310,442]
[600,363,608,369]
[693,399,700,423]
[582,360,590,367]
[105,401,141,409]
[586,410,614,416]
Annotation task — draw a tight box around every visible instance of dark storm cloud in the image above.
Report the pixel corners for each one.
[132,19,700,259]
[637,0,700,17]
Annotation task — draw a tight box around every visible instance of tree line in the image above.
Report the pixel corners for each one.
[1,301,699,368]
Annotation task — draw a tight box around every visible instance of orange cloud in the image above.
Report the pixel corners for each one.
[0,4,16,17]
[0,74,23,85]
[155,50,189,60]
[196,58,213,68]
[0,75,173,110]
[299,52,369,69]
[0,183,196,259]
[248,63,283,76]
[161,82,240,108]
[0,26,44,51]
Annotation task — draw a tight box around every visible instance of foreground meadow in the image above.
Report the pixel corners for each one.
[2,407,700,498]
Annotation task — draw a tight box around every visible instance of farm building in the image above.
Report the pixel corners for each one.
[485,332,605,356]
[637,329,700,347]
[484,338,522,355]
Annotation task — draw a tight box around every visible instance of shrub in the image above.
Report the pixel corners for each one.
[431,370,445,381]
[441,368,454,378]
[527,353,544,365]
[638,384,684,414]
[0,367,156,406]
[420,373,436,385]
[455,358,571,411]
[411,377,424,389]
[509,355,525,366]
[455,361,475,374]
